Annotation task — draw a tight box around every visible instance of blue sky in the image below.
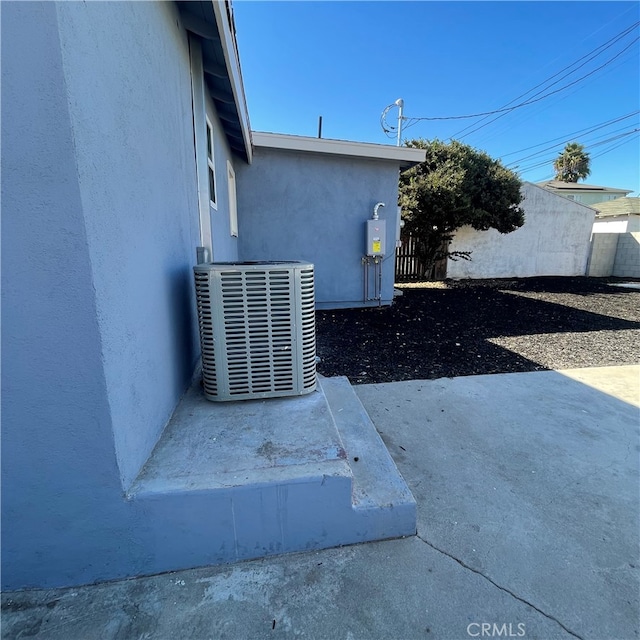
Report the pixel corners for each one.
[233,1,639,195]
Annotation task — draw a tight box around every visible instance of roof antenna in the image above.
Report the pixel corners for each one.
[318,116,323,139]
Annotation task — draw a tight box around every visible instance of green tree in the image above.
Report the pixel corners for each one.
[399,139,525,278]
[553,142,591,182]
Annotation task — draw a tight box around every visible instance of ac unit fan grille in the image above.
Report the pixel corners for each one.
[194,262,316,401]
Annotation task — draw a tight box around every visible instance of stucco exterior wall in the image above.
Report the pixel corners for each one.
[55,1,238,488]
[189,34,240,264]
[236,147,401,308]
[1,0,143,589]
[1,1,245,590]
[447,183,595,279]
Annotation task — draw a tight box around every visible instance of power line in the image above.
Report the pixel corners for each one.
[530,132,638,182]
[590,133,640,160]
[505,123,640,168]
[383,22,639,137]
[406,35,638,122]
[508,128,638,171]
[515,134,636,173]
[514,129,639,173]
[450,21,640,139]
[468,52,639,149]
[500,111,639,159]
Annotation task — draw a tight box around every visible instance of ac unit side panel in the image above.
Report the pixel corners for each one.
[194,270,219,399]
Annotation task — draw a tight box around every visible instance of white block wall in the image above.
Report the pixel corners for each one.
[587,232,640,277]
[587,234,619,277]
[613,232,640,278]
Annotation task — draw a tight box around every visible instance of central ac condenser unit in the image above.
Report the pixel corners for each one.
[193,261,317,401]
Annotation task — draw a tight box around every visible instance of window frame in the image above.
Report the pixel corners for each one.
[205,116,217,210]
[227,160,238,237]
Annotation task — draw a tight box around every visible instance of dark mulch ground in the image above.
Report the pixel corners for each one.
[315,277,640,385]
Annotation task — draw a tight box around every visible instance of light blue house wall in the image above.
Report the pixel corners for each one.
[1,1,244,589]
[1,0,133,588]
[236,145,404,309]
[55,0,204,488]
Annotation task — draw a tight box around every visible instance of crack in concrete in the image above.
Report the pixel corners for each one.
[416,533,585,640]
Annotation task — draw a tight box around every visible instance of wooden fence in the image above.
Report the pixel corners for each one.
[395,233,447,282]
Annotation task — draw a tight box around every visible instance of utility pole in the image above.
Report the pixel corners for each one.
[395,98,404,147]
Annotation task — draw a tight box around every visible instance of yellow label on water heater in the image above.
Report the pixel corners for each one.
[373,239,381,253]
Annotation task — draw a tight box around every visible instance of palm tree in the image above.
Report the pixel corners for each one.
[553,142,591,183]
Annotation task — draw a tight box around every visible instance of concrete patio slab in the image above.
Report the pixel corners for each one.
[356,365,639,640]
[2,366,638,640]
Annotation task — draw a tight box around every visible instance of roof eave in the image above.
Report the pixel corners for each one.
[251,132,426,168]
[178,1,252,163]
[210,1,252,163]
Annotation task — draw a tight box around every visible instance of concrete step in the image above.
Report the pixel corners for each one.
[125,374,415,576]
[130,381,352,496]
[321,375,417,537]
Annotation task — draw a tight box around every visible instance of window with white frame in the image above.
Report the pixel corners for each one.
[227,160,238,237]
[206,117,217,209]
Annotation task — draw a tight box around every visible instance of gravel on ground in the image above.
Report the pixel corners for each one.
[315,276,640,385]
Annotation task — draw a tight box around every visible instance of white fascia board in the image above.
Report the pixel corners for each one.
[211,1,252,163]
[252,132,426,167]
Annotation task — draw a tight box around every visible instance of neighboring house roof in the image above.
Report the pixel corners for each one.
[178,1,252,163]
[523,181,597,213]
[537,180,632,195]
[592,197,640,217]
[252,132,427,168]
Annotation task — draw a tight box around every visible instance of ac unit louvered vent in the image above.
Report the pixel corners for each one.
[194,261,317,401]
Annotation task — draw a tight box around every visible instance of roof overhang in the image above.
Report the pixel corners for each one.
[252,132,426,169]
[178,1,252,163]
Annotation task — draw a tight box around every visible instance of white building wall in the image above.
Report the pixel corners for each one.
[592,215,640,234]
[447,183,595,279]
[569,192,623,206]
[592,219,629,234]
